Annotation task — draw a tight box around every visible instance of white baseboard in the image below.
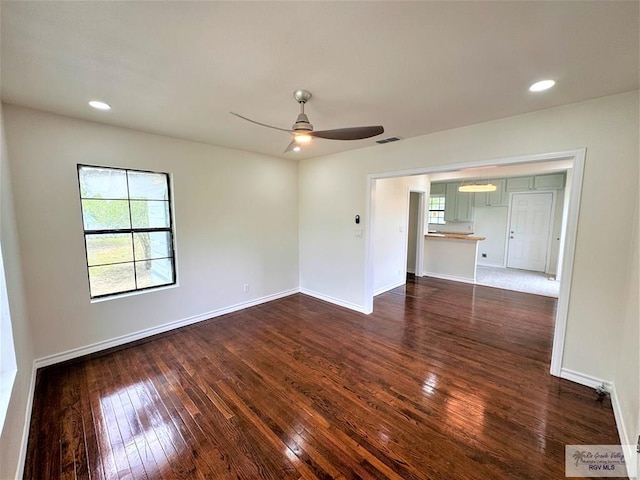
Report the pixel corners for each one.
[299,288,368,314]
[477,262,505,268]
[15,363,36,480]
[423,272,475,284]
[610,384,638,479]
[34,288,300,368]
[560,369,637,478]
[374,279,406,297]
[559,368,612,390]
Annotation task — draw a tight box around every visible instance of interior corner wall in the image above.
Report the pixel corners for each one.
[0,104,35,479]
[298,90,639,382]
[372,175,428,294]
[612,191,639,452]
[2,104,299,361]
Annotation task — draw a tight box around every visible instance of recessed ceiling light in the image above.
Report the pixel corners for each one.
[293,145,301,152]
[529,80,556,92]
[89,100,111,110]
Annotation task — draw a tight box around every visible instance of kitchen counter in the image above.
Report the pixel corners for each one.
[425,233,486,241]
[423,233,485,283]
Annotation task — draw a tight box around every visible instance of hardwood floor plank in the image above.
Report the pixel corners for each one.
[85,360,120,480]
[24,277,620,479]
[59,367,91,480]
[88,357,135,480]
[142,345,238,478]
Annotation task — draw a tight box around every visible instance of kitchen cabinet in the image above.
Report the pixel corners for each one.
[534,173,565,190]
[507,174,565,192]
[444,183,473,221]
[434,173,564,221]
[473,179,507,206]
[430,183,446,195]
[506,176,533,191]
[456,189,473,221]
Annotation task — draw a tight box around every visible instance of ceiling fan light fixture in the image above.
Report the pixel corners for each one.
[231,89,384,153]
[294,133,312,144]
[458,183,497,193]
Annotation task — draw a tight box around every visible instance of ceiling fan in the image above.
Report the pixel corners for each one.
[231,89,384,153]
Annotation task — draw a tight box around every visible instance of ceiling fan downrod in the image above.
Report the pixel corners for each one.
[292,90,313,132]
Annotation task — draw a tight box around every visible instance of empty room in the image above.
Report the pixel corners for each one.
[1,2,638,479]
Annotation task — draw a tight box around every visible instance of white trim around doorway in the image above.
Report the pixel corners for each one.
[364,148,586,378]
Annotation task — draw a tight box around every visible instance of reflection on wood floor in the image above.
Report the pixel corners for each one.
[24,276,618,479]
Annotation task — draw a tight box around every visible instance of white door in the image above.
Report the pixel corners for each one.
[507,192,553,272]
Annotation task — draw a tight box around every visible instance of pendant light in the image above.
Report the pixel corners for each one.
[458,182,497,193]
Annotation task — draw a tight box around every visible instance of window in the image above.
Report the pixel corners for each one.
[0,242,18,433]
[78,165,176,299]
[428,195,446,224]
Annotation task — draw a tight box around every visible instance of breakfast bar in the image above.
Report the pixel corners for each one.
[423,232,486,283]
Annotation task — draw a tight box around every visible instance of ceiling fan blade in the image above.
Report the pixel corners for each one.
[283,140,297,153]
[310,125,384,141]
[230,112,292,133]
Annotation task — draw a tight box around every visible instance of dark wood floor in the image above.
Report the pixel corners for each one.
[24,276,620,480]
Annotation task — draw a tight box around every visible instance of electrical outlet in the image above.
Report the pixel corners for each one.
[243,284,249,293]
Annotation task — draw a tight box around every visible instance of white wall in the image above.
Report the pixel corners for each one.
[299,91,639,384]
[0,104,34,479]
[474,206,508,267]
[3,105,300,361]
[372,175,428,295]
[612,192,639,465]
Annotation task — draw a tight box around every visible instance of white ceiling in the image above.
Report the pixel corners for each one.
[1,1,638,160]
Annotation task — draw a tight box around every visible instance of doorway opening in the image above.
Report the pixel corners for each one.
[365,149,586,377]
[406,191,425,277]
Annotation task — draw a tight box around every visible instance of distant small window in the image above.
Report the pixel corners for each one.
[429,196,446,224]
[78,165,176,299]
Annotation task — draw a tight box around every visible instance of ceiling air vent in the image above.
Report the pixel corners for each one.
[376,136,402,144]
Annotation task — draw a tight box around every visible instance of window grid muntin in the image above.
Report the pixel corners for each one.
[429,195,446,225]
[78,164,176,299]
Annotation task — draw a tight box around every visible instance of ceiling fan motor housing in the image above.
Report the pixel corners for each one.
[293,113,313,132]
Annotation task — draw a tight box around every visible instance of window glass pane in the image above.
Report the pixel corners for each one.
[82,199,131,230]
[88,263,135,297]
[79,165,176,298]
[130,200,169,229]
[135,259,174,289]
[127,171,168,200]
[133,232,172,261]
[79,166,129,199]
[86,233,133,266]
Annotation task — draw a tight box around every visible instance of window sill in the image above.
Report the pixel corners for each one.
[90,282,179,303]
